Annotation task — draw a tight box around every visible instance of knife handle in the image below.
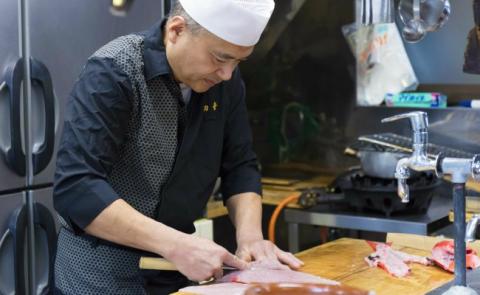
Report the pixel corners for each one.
[139,257,177,270]
[139,257,239,271]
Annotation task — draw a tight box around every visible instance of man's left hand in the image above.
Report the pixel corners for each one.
[236,239,304,270]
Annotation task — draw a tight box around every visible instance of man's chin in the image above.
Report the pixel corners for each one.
[191,83,211,93]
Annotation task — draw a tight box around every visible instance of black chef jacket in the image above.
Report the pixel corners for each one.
[53,20,262,235]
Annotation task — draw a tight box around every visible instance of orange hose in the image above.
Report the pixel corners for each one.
[268,193,301,244]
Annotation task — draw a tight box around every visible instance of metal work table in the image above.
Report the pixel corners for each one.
[284,194,452,252]
[427,269,480,294]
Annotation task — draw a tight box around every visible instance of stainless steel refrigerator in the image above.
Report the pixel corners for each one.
[0,1,167,293]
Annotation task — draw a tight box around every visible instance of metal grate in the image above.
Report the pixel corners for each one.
[354,133,474,159]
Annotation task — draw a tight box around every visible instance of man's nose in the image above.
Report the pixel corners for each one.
[216,63,235,81]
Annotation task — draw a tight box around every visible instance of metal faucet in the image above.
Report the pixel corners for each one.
[359,0,395,25]
[381,112,437,203]
[466,214,480,242]
[382,111,480,286]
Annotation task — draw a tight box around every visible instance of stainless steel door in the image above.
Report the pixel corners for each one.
[25,2,167,293]
[28,0,166,186]
[0,0,27,192]
[0,191,27,295]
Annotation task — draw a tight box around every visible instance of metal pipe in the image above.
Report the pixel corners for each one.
[453,182,467,286]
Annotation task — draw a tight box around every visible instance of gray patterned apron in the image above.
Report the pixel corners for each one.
[55,34,188,294]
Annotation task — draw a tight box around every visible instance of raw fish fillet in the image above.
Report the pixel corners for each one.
[179,282,250,295]
[219,259,338,285]
[431,240,480,273]
[365,241,433,277]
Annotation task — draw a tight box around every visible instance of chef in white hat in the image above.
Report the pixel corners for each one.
[53,0,304,293]
[165,0,277,92]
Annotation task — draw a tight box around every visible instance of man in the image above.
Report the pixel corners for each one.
[53,0,303,294]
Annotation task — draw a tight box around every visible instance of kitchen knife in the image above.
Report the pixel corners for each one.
[139,257,238,271]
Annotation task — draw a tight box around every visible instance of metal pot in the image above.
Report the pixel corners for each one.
[357,150,409,178]
[398,0,451,32]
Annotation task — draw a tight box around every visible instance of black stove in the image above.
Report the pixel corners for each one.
[329,169,442,217]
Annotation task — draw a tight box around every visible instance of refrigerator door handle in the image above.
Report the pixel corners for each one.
[9,204,28,295]
[0,204,28,294]
[3,58,27,176]
[30,58,55,175]
[33,202,57,295]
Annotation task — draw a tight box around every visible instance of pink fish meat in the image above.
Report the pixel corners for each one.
[431,240,480,273]
[218,260,338,285]
[179,283,250,295]
[365,241,433,277]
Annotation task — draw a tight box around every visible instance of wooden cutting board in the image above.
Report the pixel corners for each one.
[172,235,467,295]
[291,237,454,295]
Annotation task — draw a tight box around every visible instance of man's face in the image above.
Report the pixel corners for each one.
[164,17,254,93]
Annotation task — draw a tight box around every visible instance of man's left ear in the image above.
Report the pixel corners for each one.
[166,16,187,44]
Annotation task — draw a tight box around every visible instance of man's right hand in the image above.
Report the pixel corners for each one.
[165,233,248,282]
[83,199,246,281]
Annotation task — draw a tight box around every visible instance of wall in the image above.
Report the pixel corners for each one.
[403,0,478,84]
[241,0,480,177]
[241,0,358,174]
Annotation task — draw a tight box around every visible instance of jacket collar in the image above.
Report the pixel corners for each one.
[143,19,172,81]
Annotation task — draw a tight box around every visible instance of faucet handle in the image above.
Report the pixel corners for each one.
[471,155,480,181]
[466,214,480,242]
[381,111,429,131]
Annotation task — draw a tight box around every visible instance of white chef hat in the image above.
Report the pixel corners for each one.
[178,0,275,46]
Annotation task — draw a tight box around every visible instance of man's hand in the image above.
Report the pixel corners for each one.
[236,239,304,270]
[225,193,303,270]
[83,199,247,282]
[165,233,248,282]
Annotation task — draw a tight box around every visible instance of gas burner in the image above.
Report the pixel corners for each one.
[332,169,442,217]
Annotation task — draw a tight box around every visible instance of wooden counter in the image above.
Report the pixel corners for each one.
[174,233,480,295]
[294,237,452,295]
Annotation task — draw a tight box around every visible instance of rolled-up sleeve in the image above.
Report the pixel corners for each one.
[220,70,262,202]
[53,57,133,233]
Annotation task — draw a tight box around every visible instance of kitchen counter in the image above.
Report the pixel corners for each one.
[205,175,334,218]
[292,237,453,295]
[173,234,470,295]
[206,174,480,219]
[284,193,452,252]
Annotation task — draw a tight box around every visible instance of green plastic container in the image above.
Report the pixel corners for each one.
[385,92,447,108]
